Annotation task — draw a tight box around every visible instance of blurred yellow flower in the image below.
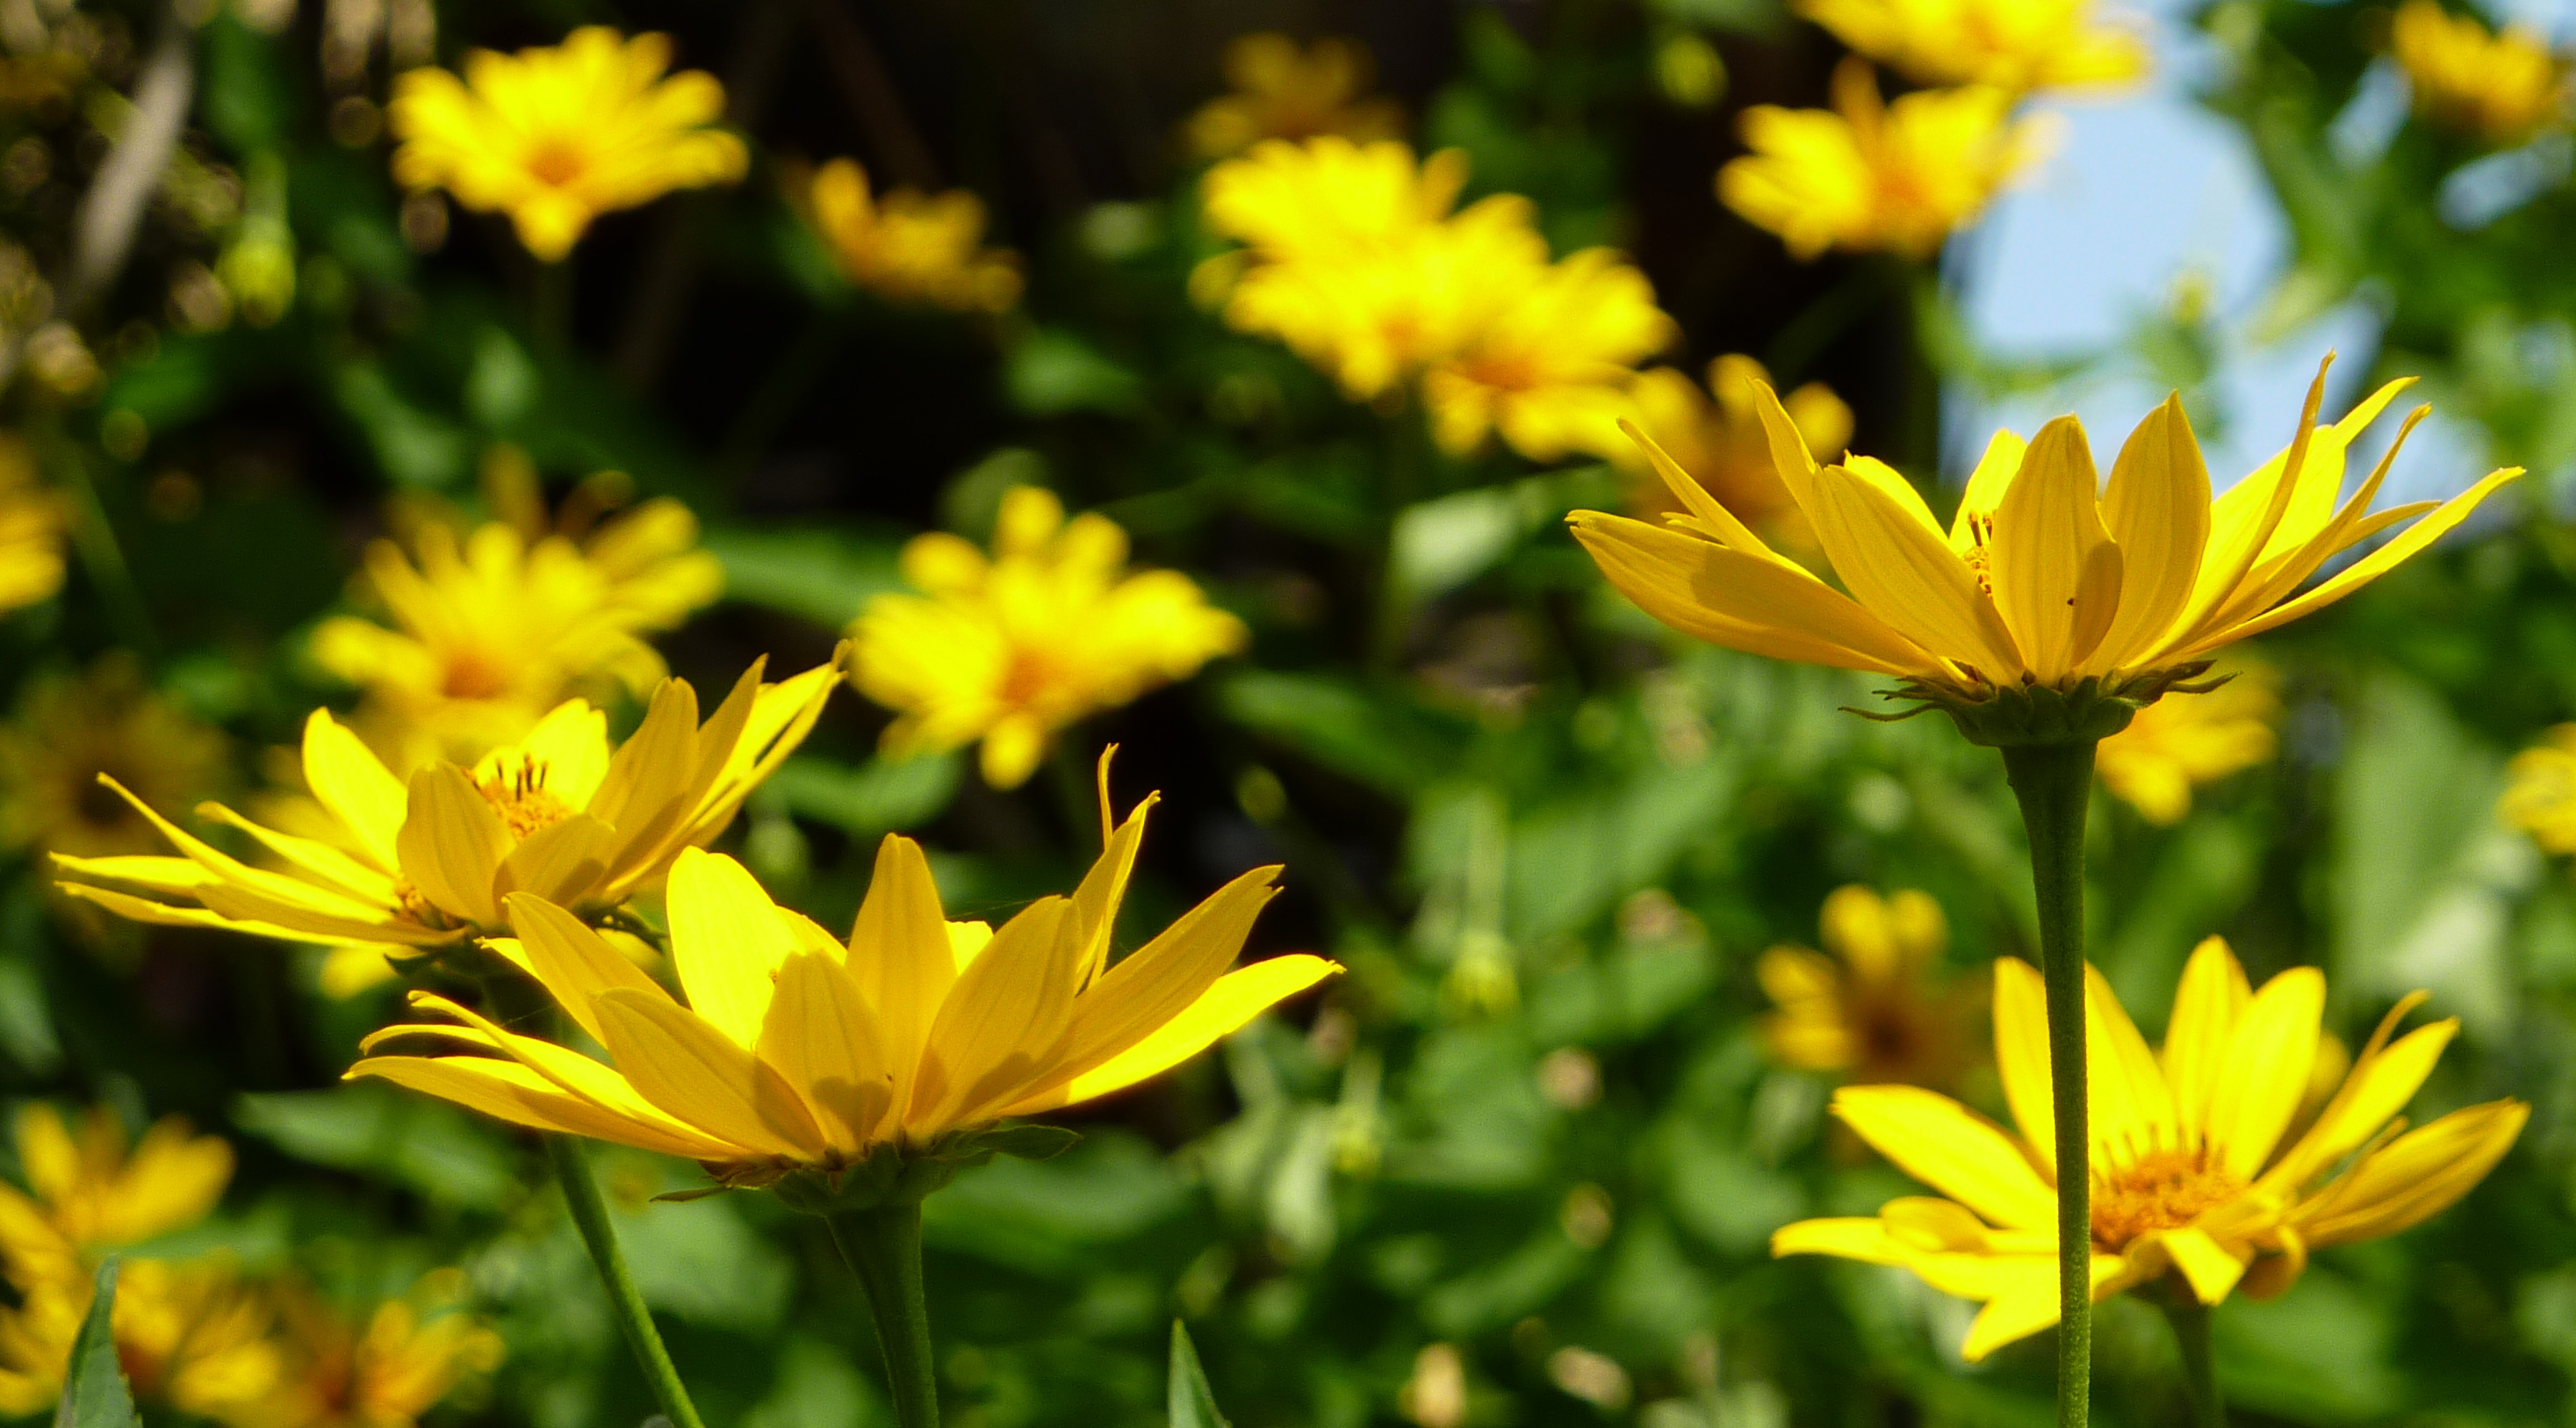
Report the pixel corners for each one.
[0,436,61,618]
[353,782,1338,1186]
[807,159,1024,314]
[1758,885,1980,1089]
[0,1104,232,1292]
[1719,60,2051,261]
[2094,658,2280,824]
[1775,938,2525,1360]
[850,487,1246,789]
[1618,355,1852,552]
[1185,32,1404,159]
[54,660,837,982]
[248,1276,504,1428]
[2392,0,2566,145]
[1798,0,2148,91]
[0,1259,282,1421]
[1420,247,1678,460]
[388,27,746,263]
[1572,364,2519,724]
[2501,724,2576,854]
[0,654,229,861]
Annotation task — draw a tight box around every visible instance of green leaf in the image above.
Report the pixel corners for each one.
[1168,1322,1228,1428]
[234,1085,515,1211]
[766,754,962,840]
[703,524,906,631]
[1005,329,1142,415]
[1215,672,1470,798]
[57,1258,138,1428]
[974,1122,1083,1162]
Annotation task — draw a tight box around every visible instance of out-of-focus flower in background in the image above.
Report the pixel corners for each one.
[1618,355,1852,553]
[1758,885,1982,1091]
[0,435,61,617]
[2095,657,2280,824]
[806,159,1024,314]
[1185,33,1404,160]
[0,653,228,861]
[1420,248,1676,460]
[850,487,1246,789]
[2390,0,2567,147]
[1774,938,2525,1359]
[2501,722,2576,854]
[387,27,746,262]
[249,1273,504,1428]
[1797,0,2148,92]
[1720,60,2053,261]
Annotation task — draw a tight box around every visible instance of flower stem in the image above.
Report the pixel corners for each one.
[830,1204,941,1428]
[1998,739,2097,1428]
[545,1136,707,1428]
[2162,1295,2227,1428]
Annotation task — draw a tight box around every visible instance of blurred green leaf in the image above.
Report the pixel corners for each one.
[1216,672,1471,797]
[1007,330,1142,415]
[57,1259,137,1428]
[1388,467,1618,611]
[234,1084,515,1212]
[769,753,962,840]
[1169,1322,1229,1428]
[706,524,905,630]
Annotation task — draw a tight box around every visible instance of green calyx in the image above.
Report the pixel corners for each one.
[1849,662,2220,748]
[767,1123,1083,1217]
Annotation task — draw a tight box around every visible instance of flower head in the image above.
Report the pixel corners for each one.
[807,159,1023,314]
[0,1259,281,1421]
[1420,247,1678,461]
[1797,0,2148,92]
[850,488,1246,789]
[0,436,61,618]
[0,1104,232,1292]
[1759,885,1980,1090]
[1185,32,1404,159]
[2501,724,2576,854]
[388,27,747,262]
[53,660,838,978]
[2392,0,2566,146]
[247,1274,503,1428]
[0,654,229,861]
[1720,60,2051,261]
[2094,657,2279,824]
[1618,355,1852,553]
[352,771,1338,1193]
[1774,938,2525,1359]
[1570,362,2519,734]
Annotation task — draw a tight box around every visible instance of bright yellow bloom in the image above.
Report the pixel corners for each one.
[0,436,61,618]
[1720,61,2052,261]
[1797,0,2148,91]
[0,654,229,861]
[2095,657,2279,824]
[1774,939,2525,1360]
[1420,248,1678,461]
[1571,363,2520,721]
[2501,724,2576,854]
[351,780,1339,1186]
[807,159,1024,314]
[1759,885,1980,1090]
[53,660,838,982]
[388,27,745,263]
[309,493,723,761]
[0,1259,282,1421]
[2392,0,2566,145]
[247,1275,504,1428]
[0,1104,232,1293]
[1619,355,1853,553]
[1185,32,1405,159]
[850,488,1246,789]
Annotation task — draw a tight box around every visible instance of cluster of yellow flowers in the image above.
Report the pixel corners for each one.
[0,1105,499,1426]
[2388,0,2569,147]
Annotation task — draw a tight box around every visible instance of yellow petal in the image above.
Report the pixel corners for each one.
[2173,359,2331,644]
[346,1056,730,1160]
[1038,865,1283,1092]
[1069,780,1156,988]
[758,952,894,1152]
[53,881,362,944]
[2161,937,2250,1147]
[1568,512,1940,674]
[2158,1225,2250,1304]
[394,764,511,928]
[196,804,399,905]
[301,709,409,869]
[1989,415,2112,683]
[1991,957,2055,1176]
[1805,462,2025,680]
[2293,1100,2526,1248]
[1757,945,1841,1009]
[906,898,1082,1132]
[1748,379,1825,513]
[666,848,802,1050]
[493,814,614,910]
[846,833,957,1114]
[1948,429,2026,553]
[501,892,672,1045]
[512,700,612,808]
[586,676,701,856]
[2205,965,2324,1179]
[1018,954,1340,1114]
[1958,1253,2144,1363]
[2265,1003,2456,1190]
[2084,962,2177,1166]
[1772,1216,1915,1263]
[2089,394,2211,671]
[1619,418,1796,566]
[592,987,823,1158]
[1831,1085,2055,1230]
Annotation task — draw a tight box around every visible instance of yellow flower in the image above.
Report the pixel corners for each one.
[0,1104,232,1293]
[349,777,1339,1186]
[0,1259,283,1422]
[308,492,723,762]
[1570,363,2519,721]
[1759,885,1980,1090]
[2094,657,2279,824]
[0,653,230,861]
[53,660,838,981]
[2501,724,2576,854]
[2392,0,2566,145]
[1618,355,1853,553]
[388,27,746,263]
[1420,247,1678,461]
[246,1275,504,1428]
[1797,0,2148,91]
[1719,60,2052,261]
[1184,32,1405,159]
[807,159,1024,314]
[1774,938,2526,1360]
[0,435,61,618]
[850,487,1246,790]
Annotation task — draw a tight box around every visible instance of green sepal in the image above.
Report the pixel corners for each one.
[770,1121,1083,1215]
[1856,662,2216,747]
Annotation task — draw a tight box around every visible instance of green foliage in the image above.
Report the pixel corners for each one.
[56,1260,137,1428]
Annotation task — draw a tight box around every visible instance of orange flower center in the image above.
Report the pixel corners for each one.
[2090,1146,2242,1249]
[524,141,587,189]
[478,756,571,840]
[441,650,509,700]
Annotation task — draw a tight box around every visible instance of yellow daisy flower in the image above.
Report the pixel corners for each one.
[1796,0,2149,92]
[2501,724,2576,854]
[350,782,1339,1187]
[1571,363,2519,733]
[1420,247,1678,461]
[52,660,838,977]
[0,654,230,862]
[1719,60,2052,262]
[0,436,61,618]
[850,487,1246,790]
[2391,0,2566,146]
[247,1274,503,1428]
[388,27,747,263]
[2094,658,2280,825]
[806,159,1024,314]
[0,1259,282,1422]
[0,1103,232,1293]
[1758,885,1981,1090]
[1774,938,2526,1361]
[1618,355,1853,554]
[1184,32,1405,160]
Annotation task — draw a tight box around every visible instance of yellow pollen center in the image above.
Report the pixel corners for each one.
[478,757,572,840]
[441,651,509,700]
[1961,512,1997,595]
[2090,1147,2241,1249]
[524,141,587,188]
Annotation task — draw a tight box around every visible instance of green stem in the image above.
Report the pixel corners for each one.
[829,1204,941,1428]
[1998,739,2097,1428]
[546,1136,707,1428]
[2162,1295,2226,1428]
